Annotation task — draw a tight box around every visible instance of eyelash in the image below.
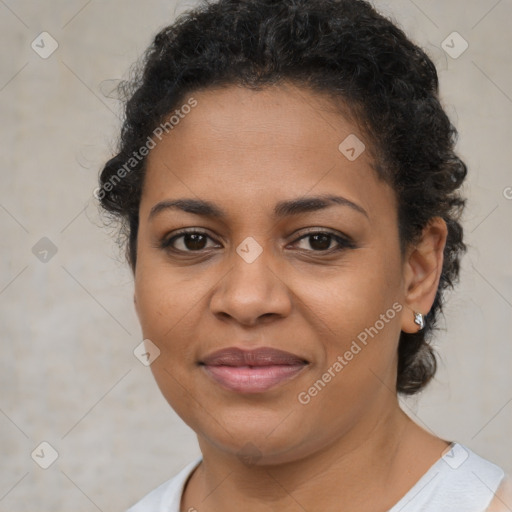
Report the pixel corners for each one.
[159,228,356,255]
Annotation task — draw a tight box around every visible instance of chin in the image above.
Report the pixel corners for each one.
[192,406,316,464]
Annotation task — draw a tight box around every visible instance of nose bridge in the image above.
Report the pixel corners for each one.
[233,236,274,290]
[210,235,291,324]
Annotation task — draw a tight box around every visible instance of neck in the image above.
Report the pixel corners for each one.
[181,395,449,512]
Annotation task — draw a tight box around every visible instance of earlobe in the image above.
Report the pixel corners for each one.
[401,217,448,333]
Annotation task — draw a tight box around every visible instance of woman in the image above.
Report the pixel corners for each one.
[98,0,511,510]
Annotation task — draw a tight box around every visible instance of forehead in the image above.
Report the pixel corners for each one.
[141,83,395,223]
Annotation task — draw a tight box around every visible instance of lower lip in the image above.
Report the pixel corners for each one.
[202,364,306,393]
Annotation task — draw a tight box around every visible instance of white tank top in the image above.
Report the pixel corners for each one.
[126,443,508,511]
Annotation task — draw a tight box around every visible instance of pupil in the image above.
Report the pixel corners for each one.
[185,233,206,250]
[310,234,330,250]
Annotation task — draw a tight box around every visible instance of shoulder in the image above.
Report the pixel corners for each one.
[435,443,506,512]
[389,443,506,512]
[439,443,504,486]
[125,457,202,512]
[485,474,512,512]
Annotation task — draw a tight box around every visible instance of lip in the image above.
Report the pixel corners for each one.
[200,347,309,393]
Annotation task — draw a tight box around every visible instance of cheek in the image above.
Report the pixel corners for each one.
[303,249,403,338]
[133,251,232,394]
[134,251,208,334]
[133,262,195,375]
[295,280,403,435]
[299,248,404,397]
[134,261,205,424]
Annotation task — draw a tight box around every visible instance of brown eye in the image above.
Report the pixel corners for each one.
[293,231,356,253]
[161,230,219,252]
[181,233,208,251]
[307,234,332,251]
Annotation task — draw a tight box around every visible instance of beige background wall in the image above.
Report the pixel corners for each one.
[1,0,511,510]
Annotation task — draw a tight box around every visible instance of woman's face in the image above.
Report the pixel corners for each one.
[134,82,413,464]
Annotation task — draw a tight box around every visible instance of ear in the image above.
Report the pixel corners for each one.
[401,217,448,333]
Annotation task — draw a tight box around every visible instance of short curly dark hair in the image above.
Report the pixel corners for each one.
[98,0,467,395]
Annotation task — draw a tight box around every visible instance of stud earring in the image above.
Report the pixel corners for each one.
[413,311,425,330]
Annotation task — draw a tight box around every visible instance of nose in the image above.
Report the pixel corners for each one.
[209,244,293,327]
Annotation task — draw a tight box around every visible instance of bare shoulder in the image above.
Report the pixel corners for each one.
[486,474,512,512]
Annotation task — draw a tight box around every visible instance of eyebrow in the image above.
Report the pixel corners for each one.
[148,194,369,221]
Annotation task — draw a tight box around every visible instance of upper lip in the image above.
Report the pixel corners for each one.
[200,347,309,367]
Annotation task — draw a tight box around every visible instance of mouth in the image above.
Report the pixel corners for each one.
[199,347,309,393]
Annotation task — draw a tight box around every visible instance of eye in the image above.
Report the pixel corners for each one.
[291,231,356,253]
[160,228,356,255]
[160,229,220,252]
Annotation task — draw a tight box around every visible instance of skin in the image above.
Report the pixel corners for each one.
[134,81,450,512]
